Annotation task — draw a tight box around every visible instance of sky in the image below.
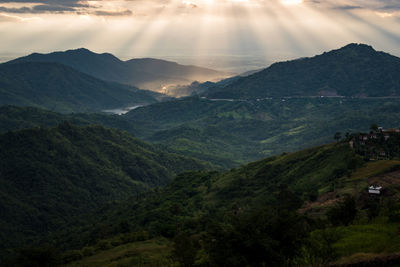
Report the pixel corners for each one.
[1,0,400,71]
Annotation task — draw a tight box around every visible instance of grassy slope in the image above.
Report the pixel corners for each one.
[64,238,172,267]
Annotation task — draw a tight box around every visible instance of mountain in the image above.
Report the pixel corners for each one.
[0,62,161,113]
[205,43,400,99]
[7,48,230,94]
[0,123,211,253]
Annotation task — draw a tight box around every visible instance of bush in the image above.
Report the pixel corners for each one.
[327,195,357,226]
[95,240,111,251]
[62,250,83,263]
[81,246,95,257]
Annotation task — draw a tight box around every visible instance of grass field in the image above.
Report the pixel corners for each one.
[330,222,400,265]
[64,238,173,267]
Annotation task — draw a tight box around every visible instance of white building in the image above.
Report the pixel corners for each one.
[368,186,382,195]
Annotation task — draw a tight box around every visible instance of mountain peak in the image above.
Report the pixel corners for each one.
[66,47,93,54]
[63,48,118,59]
[327,43,377,57]
[341,43,375,50]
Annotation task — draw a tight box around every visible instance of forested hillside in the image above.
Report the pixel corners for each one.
[4,95,400,170]
[124,96,400,167]
[0,106,143,136]
[9,141,400,266]
[0,123,211,255]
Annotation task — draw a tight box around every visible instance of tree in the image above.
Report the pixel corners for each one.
[334,132,342,142]
[203,206,307,267]
[171,233,198,267]
[370,123,379,132]
[300,229,339,266]
[13,244,60,267]
[327,195,357,226]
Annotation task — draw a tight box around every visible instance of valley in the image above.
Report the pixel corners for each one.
[2,43,400,266]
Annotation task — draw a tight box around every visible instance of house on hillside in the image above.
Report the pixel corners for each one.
[368,185,383,195]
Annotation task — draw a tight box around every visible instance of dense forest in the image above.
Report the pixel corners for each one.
[0,123,211,257]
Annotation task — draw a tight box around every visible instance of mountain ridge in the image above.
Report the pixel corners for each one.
[7,48,230,94]
[205,43,400,99]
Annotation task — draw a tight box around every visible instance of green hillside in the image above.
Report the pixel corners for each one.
[4,95,400,170]
[0,123,211,255]
[0,62,160,113]
[4,137,400,266]
[206,43,400,99]
[124,96,400,166]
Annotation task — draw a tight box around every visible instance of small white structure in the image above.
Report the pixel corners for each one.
[368,186,382,195]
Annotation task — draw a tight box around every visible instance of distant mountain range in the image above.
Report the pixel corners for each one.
[8,48,230,94]
[205,43,400,99]
[0,62,163,113]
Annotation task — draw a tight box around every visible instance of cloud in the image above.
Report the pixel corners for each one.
[333,5,363,10]
[0,4,81,13]
[0,0,138,17]
[1,0,399,18]
[0,0,87,7]
[93,9,133,16]
[0,12,18,21]
[311,0,400,13]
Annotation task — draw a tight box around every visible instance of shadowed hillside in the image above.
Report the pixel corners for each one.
[0,62,161,113]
